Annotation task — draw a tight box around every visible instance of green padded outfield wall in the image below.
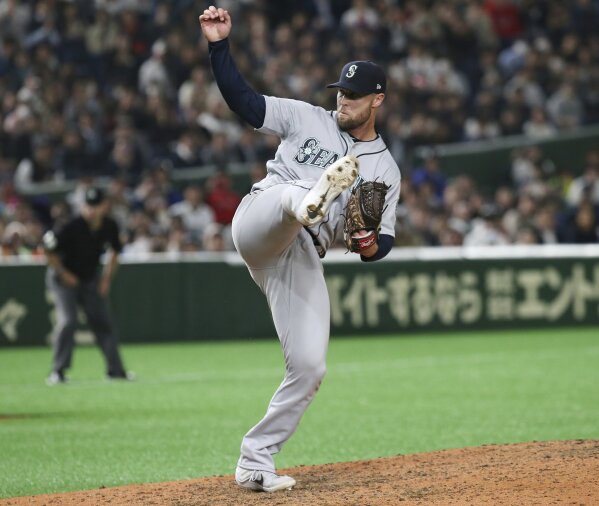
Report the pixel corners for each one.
[1,255,599,347]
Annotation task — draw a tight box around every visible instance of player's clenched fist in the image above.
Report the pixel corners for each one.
[199,5,232,42]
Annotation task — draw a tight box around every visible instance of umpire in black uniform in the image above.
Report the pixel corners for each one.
[43,187,131,384]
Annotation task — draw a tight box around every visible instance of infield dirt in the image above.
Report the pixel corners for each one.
[3,440,598,505]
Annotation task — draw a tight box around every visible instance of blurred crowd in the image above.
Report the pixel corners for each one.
[1,0,599,257]
[397,146,599,247]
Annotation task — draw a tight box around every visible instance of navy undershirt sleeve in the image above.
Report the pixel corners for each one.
[361,234,394,262]
[208,38,266,128]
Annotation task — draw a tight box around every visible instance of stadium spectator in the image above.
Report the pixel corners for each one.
[559,201,599,244]
[510,145,555,189]
[411,148,447,201]
[437,222,464,246]
[201,132,243,166]
[168,129,204,169]
[523,107,557,139]
[178,65,208,122]
[122,212,155,256]
[401,205,438,247]
[464,92,501,141]
[107,32,139,89]
[514,224,541,245]
[13,135,56,190]
[0,1,29,42]
[463,205,510,246]
[483,0,524,44]
[103,121,146,183]
[165,214,188,254]
[55,129,90,180]
[168,184,215,243]
[565,150,599,206]
[546,82,584,129]
[106,177,133,230]
[533,204,559,244]
[1,220,43,256]
[205,171,241,226]
[340,0,379,31]
[504,191,538,240]
[85,7,119,86]
[202,222,226,252]
[138,39,172,98]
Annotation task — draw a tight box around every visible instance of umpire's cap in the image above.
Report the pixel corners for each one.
[327,61,386,95]
[84,187,106,206]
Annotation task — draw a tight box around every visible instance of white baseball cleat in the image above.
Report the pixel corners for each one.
[298,155,359,226]
[235,466,296,492]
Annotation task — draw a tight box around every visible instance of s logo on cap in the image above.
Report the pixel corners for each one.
[346,64,357,78]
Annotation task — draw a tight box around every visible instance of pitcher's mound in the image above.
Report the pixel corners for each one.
[6,440,599,505]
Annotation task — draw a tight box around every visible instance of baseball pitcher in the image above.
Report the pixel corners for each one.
[199,5,401,492]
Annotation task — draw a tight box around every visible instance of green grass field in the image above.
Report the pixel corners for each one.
[1,327,598,499]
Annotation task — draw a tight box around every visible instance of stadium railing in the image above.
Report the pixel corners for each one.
[15,124,599,200]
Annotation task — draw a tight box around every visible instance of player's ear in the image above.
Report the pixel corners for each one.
[372,93,385,108]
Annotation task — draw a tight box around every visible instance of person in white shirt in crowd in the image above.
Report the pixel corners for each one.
[546,82,584,130]
[523,107,557,139]
[138,39,173,98]
[565,150,599,207]
[168,184,215,243]
[340,0,380,31]
[464,204,510,246]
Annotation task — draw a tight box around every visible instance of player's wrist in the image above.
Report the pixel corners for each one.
[208,37,229,46]
[351,230,377,254]
[359,239,379,258]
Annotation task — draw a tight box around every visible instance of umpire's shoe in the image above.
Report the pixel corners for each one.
[235,466,296,492]
[298,155,359,226]
[46,371,68,386]
[106,370,136,381]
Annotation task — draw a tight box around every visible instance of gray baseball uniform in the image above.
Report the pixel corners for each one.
[232,96,401,472]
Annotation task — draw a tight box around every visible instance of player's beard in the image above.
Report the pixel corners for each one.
[336,108,371,132]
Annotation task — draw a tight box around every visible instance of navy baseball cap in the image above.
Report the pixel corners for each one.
[85,187,106,206]
[327,61,386,95]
